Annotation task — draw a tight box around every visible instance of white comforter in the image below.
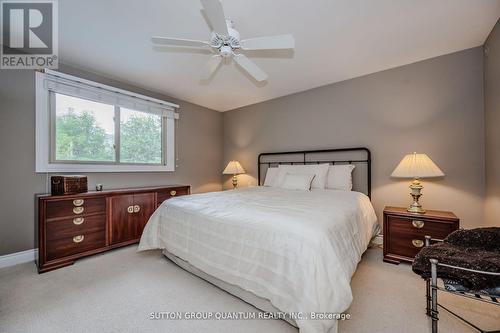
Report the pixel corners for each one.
[138,187,377,333]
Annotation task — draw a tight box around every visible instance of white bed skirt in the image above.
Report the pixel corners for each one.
[162,249,298,327]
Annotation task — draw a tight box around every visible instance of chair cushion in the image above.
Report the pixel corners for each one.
[442,279,500,298]
[412,228,500,291]
[445,227,500,251]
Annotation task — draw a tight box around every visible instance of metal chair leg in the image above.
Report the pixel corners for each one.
[426,278,431,316]
[425,236,432,317]
[430,259,439,333]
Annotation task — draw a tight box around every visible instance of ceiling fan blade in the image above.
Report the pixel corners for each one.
[201,55,223,80]
[240,34,295,50]
[201,0,228,36]
[151,37,209,48]
[233,54,268,82]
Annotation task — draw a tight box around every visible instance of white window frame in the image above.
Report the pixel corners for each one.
[35,70,179,173]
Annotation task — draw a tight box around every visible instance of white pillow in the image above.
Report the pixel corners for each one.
[263,167,279,187]
[326,164,356,190]
[280,173,315,191]
[277,164,329,189]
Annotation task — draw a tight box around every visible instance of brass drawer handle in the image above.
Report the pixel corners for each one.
[127,206,134,214]
[412,220,425,229]
[412,239,424,248]
[170,190,177,196]
[73,235,84,243]
[73,199,84,207]
[73,207,84,214]
[133,205,141,213]
[73,217,84,225]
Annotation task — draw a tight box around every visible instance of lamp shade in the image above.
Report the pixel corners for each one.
[391,152,444,179]
[223,161,246,175]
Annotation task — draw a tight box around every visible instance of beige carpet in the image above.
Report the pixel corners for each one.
[0,246,498,333]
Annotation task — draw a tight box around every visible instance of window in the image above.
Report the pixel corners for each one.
[119,107,163,164]
[36,70,179,172]
[53,94,116,163]
[52,94,164,165]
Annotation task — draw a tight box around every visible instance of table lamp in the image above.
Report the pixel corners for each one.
[391,152,444,214]
[223,160,246,189]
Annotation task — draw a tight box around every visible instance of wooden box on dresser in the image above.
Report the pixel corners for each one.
[383,206,459,265]
[37,185,190,273]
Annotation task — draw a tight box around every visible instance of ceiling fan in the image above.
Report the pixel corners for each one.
[151,0,295,82]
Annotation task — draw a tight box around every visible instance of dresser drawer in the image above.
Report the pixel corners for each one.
[46,214,106,241]
[45,197,106,219]
[386,216,454,239]
[46,230,105,261]
[157,187,189,206]
[387,230,427,259]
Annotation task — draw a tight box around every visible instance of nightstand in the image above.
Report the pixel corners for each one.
[383,206,459,264]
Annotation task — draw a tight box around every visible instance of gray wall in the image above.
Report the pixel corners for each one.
[485,19,500,227]
[223,47,485,229]
[0,64,223,256]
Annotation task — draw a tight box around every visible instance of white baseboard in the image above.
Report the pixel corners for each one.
[0,248,38,269]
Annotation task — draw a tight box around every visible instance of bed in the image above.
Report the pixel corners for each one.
[138,148,378,333]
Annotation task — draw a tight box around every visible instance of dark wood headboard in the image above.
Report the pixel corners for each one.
[257,147,371,198]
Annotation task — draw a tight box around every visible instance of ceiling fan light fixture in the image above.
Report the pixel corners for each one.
[151,0,295,82]
[220,45,233,58]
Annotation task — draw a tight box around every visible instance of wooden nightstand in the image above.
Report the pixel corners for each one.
[383,206,459,264]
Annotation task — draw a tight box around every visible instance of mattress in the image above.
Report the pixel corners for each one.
[139,187,378,333]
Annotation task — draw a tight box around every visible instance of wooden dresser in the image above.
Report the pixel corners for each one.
[37,185,190,273]
[383,206,459,264]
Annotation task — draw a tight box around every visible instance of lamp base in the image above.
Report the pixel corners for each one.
[407,179,426,214]
[232,175,238,189]
[407,205,426,214]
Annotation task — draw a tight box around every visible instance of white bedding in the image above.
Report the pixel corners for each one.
[138,187,377,333]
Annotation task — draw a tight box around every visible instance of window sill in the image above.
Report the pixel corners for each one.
[35,163,175,173]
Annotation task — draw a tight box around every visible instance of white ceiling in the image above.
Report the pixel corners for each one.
[59,0,500,112]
